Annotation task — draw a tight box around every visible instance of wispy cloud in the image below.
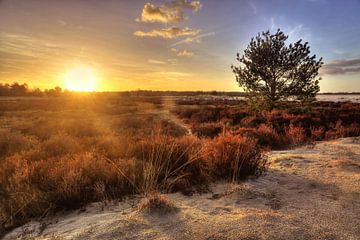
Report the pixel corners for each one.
[171,31,215,47]
[148,59,166,64]
[144,71,192,81]
[268,18,310,41]
[248,1,257,15]
[0,33,65,58]
[320,59,360,75]
[134,27,200,39]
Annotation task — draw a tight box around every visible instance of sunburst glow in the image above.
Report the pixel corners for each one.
[64,67,97,92]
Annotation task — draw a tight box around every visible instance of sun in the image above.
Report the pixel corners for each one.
[64,67,97,92]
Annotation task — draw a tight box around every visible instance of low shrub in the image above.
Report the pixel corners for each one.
[203,135,266,181]
[0,131,38,159]
[0,151,135,229]
[42,133,81,157]
[311,127,326,141]
[192,122,223,138]
[286,124,307,146]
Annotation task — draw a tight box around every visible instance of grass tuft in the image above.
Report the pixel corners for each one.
[138,192,179,215]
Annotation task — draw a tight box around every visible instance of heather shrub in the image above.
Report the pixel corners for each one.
[325,121,360,139]
[192,122,223,138]
[42,133,81,157]
[240,115,266,127]
[253,124,284,149]
[203,135,265,181]
[286,124,306,145]
[233,124,283,149]
[174,100,360,149]
[0,151,136,229]
[311,127,326,141]
[343,123,360,137]
[159,120,188,137]
[63,119,103,138]
[190,107,221,123]
[93,134,132,159]
[0,131,38,158]
[17,119,61,140]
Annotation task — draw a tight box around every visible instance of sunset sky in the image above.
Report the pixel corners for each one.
[1,0,360,92]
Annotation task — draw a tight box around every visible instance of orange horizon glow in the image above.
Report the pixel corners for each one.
[63,67,97,92]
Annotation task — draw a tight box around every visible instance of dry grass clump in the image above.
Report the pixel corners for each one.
[138,192,179,215]
[131,135,207,194]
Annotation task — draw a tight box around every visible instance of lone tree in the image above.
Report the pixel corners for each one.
[231,29,323,107]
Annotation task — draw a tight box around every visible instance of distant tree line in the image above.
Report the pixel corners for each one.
[117,90,247,97]
[0,83,64,97]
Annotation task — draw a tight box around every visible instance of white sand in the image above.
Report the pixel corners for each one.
[4,137,360,240]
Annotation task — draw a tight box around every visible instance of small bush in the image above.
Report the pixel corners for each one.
[311,127,326,141]
[43,133,81,157]
[240,115,266,127]
[286,124,306,145]
[0,131,37,158]
[203,135,266,181]
[159,120,188,137]
[192,122,223,138]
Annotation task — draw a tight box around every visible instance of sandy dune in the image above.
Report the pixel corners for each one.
[4,137,360,240]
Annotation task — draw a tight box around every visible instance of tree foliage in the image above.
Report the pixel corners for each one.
[231,29,323,107]
[0,82,63,97]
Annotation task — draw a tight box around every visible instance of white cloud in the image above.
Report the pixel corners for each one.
[139,0,202,23]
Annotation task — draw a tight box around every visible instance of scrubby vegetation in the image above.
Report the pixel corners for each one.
[1,93,360,235]
[0,95,265,233]
[173,98,360,149]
